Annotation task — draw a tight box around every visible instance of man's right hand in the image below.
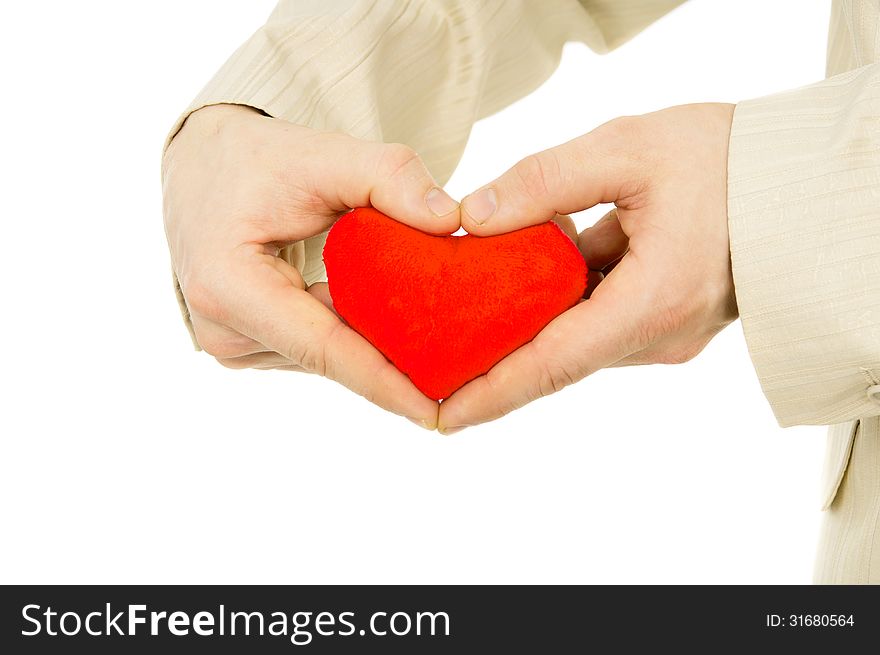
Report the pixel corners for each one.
[162,104,460,428]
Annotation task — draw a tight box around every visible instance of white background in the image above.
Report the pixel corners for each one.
[0,1,831,583]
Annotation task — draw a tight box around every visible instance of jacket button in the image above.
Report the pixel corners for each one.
[868,384,880,404]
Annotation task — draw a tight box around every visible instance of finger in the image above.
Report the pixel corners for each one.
[460,120,645,235]
[608,324,719,369]
[438,258,648,432]
[228,251,440,426]
[577,208,630,270]
[600,252,626,274]
[584,269,604,298]
[307,282,335,313]
[217,352,308,371]
[551,214,577,243]
[287,132,460,237]
[189,314,265,359]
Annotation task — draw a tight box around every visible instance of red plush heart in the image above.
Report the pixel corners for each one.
[323,208,587,400]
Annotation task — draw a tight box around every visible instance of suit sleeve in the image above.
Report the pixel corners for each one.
[165,0,685,348]
[727,62,880,426]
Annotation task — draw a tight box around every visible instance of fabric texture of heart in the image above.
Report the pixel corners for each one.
[323,207,587,400]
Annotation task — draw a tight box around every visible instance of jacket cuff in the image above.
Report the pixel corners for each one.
[727,64,880,426]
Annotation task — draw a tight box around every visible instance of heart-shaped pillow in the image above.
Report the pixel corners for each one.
[323,207,587,400]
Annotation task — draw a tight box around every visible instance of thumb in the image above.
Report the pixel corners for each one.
[225,252,439,425]
[438,255,648,431]
[296,131,461,235]
[460,123,642,236]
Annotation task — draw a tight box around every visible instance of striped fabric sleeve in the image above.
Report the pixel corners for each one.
[727,62,880,426]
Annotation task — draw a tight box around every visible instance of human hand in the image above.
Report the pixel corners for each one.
[438,103,738,433]
[162,104,460,428]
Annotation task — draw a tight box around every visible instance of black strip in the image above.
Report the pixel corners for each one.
[1,585,876,653]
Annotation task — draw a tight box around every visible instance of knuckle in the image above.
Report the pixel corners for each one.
[358,381,378,406]
[285,341,314,372]
[377,143,422,181]
[192,320,259,360]
[183,277,222,321]
[657,343,703,365]
[196,334,240,359]
[537,362,577,398]
[481,369,519,418]
[288,322,343,377]
[319,322,348,380]
[631,289,689,350]
[589,116,655,201]
[514,152,559,201]
[359,358,395,406]
[633,315,666,351]
[602,115,641,141]
[593,116,646,161]
[526,341,580,400]
[215,356,247,370]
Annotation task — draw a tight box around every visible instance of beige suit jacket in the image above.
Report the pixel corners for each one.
[167,1,880,516]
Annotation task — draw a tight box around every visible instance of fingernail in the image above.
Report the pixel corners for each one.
[406,417,433,431]
[439,425,469,436]
[463,188,496,224]
[425,187,458,217]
